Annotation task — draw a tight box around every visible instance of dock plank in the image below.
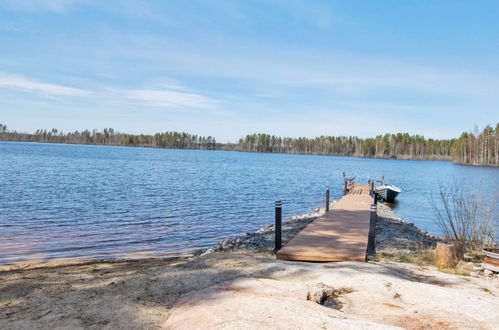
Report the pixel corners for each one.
[276,185,373,262]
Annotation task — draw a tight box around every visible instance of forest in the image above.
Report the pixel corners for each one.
[451,124,499,166]
[0,126,217,150]
[1,123,497,166]
[233,133,454,160]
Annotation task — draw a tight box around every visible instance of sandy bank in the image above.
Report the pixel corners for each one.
[1,250,498,329]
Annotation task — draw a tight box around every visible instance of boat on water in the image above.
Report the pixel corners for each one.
[374,184,401,203]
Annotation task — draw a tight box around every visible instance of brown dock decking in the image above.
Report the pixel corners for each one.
[276,184,374,262]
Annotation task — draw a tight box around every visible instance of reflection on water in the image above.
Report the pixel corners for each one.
[1,141,498,264]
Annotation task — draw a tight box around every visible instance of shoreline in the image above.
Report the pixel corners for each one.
[1,205,498,329]
[6,140,499,167]
[0,202,440,270]
[7,139,494,166]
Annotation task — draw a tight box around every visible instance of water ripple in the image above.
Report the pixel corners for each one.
[1,141,498,264]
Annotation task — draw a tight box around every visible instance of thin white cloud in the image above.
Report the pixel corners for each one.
[154,78,191,92]
[158,83,189,91]
[0,0,176,27]
[0,72,90,96]
[126,89,219,109]
[0,72,218,110]
[0,0,82,13]
[88,31,499,100]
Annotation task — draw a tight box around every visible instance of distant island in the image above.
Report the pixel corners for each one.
[0,122,497,167]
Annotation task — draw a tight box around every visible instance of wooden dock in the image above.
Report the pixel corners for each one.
[276,184,374,262]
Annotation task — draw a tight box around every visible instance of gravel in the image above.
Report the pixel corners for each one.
[202,201,440,255]
[202,205,329,255]
[375,203,439,251]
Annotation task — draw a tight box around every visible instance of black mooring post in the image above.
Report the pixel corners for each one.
[326,187,330,212]
[367,203,377,258]
[275,201,282,251]
[370,181,374,196]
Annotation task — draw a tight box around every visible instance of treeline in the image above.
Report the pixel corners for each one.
[1,123,497,166]
[0,126,216,150]
[235,124,498,166]
[452,124,499,166]
[235,133,454,160]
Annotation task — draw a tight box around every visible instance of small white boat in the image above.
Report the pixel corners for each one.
[374,185,402,203]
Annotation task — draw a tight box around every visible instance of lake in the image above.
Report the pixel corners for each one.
[1,141,498,264]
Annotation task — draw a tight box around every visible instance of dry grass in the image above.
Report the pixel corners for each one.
[480,287,493,295]
[376,249,481,277]
[376,249,435,266]
[438,260,475,277]
[383,303,404,309]
[463,250,485,263]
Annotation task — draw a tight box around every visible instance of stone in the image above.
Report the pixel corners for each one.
[483,269,493,277]
[192,249,204,256]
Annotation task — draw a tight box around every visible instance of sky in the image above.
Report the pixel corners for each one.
[0,0,498,142]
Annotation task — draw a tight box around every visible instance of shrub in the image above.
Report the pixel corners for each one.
[430,180,496,251]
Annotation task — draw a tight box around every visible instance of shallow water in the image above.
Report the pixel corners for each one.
[1,142,498,264]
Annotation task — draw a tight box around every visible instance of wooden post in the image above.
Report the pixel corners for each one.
[367,204,377,258]
[436,242,458,269]
[326,187,330,212]
[274,201,282,251]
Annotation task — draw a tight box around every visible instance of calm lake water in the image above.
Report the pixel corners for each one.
[1,141,498,264]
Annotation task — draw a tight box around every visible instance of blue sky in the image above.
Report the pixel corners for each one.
[0,0,498,142]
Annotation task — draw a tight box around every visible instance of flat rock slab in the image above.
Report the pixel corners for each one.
[164,277,398,330]
[164,260,499,329]
[277,185,373,262]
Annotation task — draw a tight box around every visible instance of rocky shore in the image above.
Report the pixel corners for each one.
[203,205,327,254]
[204,202,440,255]
[375,203,439,250]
